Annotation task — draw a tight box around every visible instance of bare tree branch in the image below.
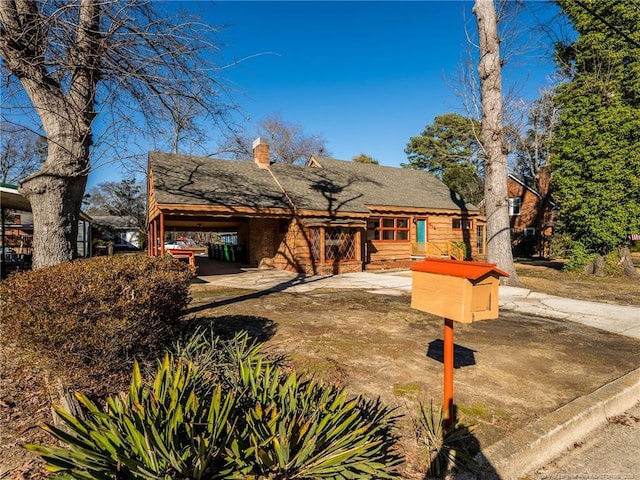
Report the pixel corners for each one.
[0,0,236,267]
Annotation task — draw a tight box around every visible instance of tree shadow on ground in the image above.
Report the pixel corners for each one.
[184,314,278,344]
[183,273,330,315]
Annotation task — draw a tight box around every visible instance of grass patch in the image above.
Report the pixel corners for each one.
[392,382,424,398]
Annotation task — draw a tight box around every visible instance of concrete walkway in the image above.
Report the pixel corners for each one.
[198,269,414,296]
[198,267,640,339]
[500,286,640,340]
[195,265,640,478]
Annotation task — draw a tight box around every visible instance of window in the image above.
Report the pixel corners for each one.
[476,225,484,255]
[452,218,473,230]
[524,227,536,237]
[325,228,357,261]
[310,227,357,262]
[367,217,409,241]
[508,197,521,216]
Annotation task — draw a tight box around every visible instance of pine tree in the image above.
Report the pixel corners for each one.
[403,113,484,206]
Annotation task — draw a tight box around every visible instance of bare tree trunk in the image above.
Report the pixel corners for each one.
[20,171,86,268]
[2,0,98,268]
[474,0,520,286]
[17,113,92,269]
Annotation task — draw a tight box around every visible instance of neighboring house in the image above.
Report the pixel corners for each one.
[92,215,141,250]
[507,167,557,257]
[147,138,487,274]
[0,183,92,271]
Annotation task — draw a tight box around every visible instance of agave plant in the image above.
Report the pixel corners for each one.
[412,400,478,478]
[25,355,235,479]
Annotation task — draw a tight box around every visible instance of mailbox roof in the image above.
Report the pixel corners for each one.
[411,258,509,280]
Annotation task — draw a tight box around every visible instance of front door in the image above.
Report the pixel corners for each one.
[416,219,427,244]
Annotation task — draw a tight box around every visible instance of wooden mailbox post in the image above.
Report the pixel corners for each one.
[411,258,509,425]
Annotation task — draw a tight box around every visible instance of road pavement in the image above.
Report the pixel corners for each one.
[528,402,640,480]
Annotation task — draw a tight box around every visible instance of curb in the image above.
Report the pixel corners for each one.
[479,367,640,479]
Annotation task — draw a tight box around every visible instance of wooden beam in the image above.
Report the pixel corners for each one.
[160,213,165,257]
[157,204,293,216]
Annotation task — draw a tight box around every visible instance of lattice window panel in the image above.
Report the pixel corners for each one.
[325,228,356,261]
[309,228,321,261]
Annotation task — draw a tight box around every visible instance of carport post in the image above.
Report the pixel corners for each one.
[443,318,454,428]
[160,213,165,257]
[152,219,157,256]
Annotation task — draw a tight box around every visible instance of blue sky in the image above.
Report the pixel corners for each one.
[88,0,562,188]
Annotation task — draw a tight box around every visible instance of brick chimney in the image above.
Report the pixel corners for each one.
[253,137,270,169]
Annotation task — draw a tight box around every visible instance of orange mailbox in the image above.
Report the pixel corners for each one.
[411,258,508,323]
[411,258,509,426]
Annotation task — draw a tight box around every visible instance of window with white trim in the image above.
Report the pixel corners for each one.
[524,227,536,237]
[508,197,521,216]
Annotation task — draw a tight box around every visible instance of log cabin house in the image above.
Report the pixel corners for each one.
[147,138,486,274]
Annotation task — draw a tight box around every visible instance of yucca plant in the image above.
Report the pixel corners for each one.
[25,355,235,479]
[26,330,400,479]
[173,328,268,393]
[412,400,478,478]
[226,359,401,479]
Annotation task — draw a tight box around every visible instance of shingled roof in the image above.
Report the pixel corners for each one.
[149,152,291,210]
[307,157,477,211]
[148,151,478,216]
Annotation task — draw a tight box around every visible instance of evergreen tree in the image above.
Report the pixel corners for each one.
[352,153,379,164]
[403,113,484,206]
[551,0,640,275]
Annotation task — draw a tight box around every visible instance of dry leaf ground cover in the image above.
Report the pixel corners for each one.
[1,261,639,478]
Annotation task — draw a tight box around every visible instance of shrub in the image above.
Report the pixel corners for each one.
[563,241,596,272]
[603,250,624,276]
[26,355,235,479]
[0,254,193,396]
[230,362,400,479]
[178,329,401,479]
[548,232,574,259]
[26,331,401,479]
[451,241,470,260]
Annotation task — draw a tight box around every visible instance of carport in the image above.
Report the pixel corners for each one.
[146,150,296,267]
[146,205,293,266]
